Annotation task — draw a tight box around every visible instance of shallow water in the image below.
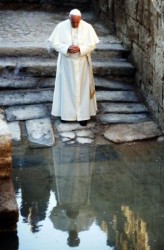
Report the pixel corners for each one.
[9,142,164,249]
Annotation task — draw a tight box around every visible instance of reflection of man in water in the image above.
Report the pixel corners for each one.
[50,146,95,246]
[66,209,80,247]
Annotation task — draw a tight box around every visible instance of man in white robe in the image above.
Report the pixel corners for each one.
[47,9,99,126]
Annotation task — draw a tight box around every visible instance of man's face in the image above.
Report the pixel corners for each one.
[70,15,81,28]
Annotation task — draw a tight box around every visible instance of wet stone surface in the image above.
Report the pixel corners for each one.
[10,142,164,250]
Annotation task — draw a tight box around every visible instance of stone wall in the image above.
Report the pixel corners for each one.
[92,0,115,33]
[92,0,164,130]
[0,110,19,232]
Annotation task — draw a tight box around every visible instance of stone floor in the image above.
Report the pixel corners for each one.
[0,10,163,147]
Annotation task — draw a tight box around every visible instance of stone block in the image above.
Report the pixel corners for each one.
[114,4,128,35]
[0,157,12,179]
[127,17,139,43]
[26,118,55,147]
[0,178,18,232]
[104,121,162,143]
[0,120,12,178]
[124,0,138,18]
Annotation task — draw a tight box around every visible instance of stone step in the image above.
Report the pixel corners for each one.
[0,77,53,89]
[0,76,135,90]
[98,103,148,114]
[0,89,53,106]
[94,77,135,90]
[0,42,129,59]
[5,104,50,121]
[0,57,135,78]
[96,91,140,102]
[0,89,140,107]
[98,113,151,124]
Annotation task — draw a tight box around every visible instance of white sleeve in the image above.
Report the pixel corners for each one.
[79,45,96,56]
[47,25,69,56]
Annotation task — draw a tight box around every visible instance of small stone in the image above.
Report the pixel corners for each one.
[60,131,76,139]
[55,120,95,133]
[75,130,95,139]
[76,137,94,144]
[55,121,82,133]
[157,136,164,143]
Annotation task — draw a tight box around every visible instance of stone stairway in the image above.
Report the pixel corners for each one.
[0,10,162,146]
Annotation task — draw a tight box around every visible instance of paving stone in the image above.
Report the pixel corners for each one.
[55,120,95,133]
[96,91,140,102]
[99,113,150,124]
[59,131,76,139]
[75,130,95,139]
[0,10,120,43]
[5,104,49,121]
[104,121,162,143]
[99,103,148,113]
[76,137,94,144]
[95,77,134,90]
[0,179,18,232]
[25,118,55,147]
[7,122,21,142]
[0,89,53,106]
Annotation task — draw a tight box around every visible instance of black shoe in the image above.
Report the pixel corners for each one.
[61,119,68,123]
[79,120,88,126]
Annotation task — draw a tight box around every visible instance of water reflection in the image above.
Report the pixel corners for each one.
[50,146,95,247]
[12,142,164,250]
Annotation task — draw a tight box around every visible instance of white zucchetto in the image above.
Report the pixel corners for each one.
[69,9,82,16]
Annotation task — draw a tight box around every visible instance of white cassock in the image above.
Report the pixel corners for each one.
[48,19,99,121]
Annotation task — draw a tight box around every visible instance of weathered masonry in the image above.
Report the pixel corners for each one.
[92,0,164,130]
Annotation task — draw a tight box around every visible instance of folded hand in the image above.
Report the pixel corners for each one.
[68,45,80,53]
